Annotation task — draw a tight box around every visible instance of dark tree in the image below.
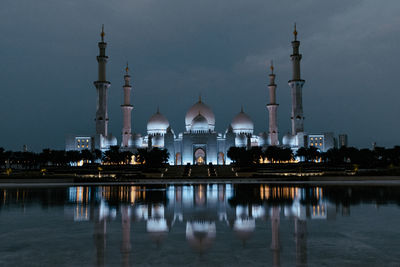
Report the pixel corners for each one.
[296,147,321,162]
[136,147,169,167]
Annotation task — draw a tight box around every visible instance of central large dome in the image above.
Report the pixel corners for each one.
[185,98,215,131]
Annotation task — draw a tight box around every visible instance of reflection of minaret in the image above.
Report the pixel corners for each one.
[294,218,307,267]
[288,23,305,136]
[121,63,133,148]
[270,206,280,267]
[94,25,111,137]
[94,218,107,267]
[121,206,131,267]
[267,61,279,146]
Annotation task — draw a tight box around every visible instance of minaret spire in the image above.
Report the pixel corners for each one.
[94,24,111,142]
[101,24,105,42]
[267,61,279,146]
[288,23,305,139]
[121,63,133,148]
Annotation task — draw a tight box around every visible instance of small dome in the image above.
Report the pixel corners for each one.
[231,108,254,134]
[130,133,142,147]
[104,134,117,147]
[282,133,295,146]
[185,97,215,131]
[191,113,209,132]
[258,132,268,147]
[147,109,169,135]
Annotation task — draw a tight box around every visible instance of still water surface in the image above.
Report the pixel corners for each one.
[0,183,399,266]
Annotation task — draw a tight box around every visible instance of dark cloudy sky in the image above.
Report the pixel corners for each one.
[1,0,399,151]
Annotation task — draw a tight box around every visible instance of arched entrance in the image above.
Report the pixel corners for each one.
[218,152,225,165]
[194,148,206,165]
[175,153,182,165]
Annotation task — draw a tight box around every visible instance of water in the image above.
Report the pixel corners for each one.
[0,183,399,266]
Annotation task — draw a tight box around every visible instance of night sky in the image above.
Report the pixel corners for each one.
[1,0,399,151]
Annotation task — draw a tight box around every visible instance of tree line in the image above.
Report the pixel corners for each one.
[0,146,169,169]
[227,145,400,168]
[2,145,400,169]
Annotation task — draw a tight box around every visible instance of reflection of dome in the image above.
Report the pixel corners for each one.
[147,109,170,135]
[191,113,209,132]
[185,98,215,131]
[147,218,169,244]
[233,218,256,242]
[231,108,254,134]
[146,218,169,233]
[186,221,216,253]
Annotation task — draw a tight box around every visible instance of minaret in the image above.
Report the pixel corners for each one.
[121,63,133,148]
[94,25,111,137]
[267,61,279,146]
[288,23,305,136]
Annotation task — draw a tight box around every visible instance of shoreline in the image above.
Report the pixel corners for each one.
[1,176,400,187]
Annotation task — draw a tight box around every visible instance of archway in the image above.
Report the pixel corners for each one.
[194,148,206,165]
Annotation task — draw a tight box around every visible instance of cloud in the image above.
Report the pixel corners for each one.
[0,0,399,150]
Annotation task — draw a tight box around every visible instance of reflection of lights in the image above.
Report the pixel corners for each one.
[69,187,90,203]
[130,186,136,204]
[312,203,327,219]
[74,204,89,221]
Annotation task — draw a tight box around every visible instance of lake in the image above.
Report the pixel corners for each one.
[0,183,399,266]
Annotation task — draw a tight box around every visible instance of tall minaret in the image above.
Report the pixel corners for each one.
[267,61,279,146]
[121,63,133,148]
[288,23,305,136]
[94,25,111,137]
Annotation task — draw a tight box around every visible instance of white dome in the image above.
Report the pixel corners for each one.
[130,133,142,147]
[185,98,215,131]
[282,133,295,146]
[231,109,254,134]
[191,113,209,132]
[258,132,268,147]
[147,109,169,135]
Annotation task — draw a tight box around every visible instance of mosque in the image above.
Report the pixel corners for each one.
[66,25,338,165]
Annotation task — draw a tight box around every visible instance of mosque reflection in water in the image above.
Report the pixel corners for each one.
[1,184,399,266]
[65,184,322,266]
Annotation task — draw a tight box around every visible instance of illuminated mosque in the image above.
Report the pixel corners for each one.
[66,25,337,164]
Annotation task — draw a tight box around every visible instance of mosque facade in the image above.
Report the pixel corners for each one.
[66,25,339,164]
